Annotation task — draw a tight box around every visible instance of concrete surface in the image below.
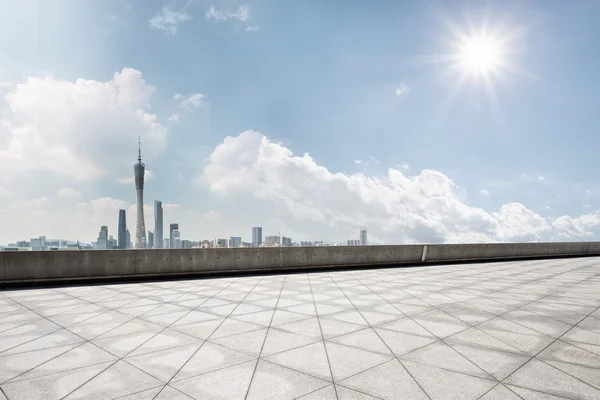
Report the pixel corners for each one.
[0,257,599,399]
[2,242,600,284]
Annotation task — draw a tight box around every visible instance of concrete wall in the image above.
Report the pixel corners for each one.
[1,242,599,284]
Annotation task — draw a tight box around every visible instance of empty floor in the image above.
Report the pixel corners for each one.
[0,257,599,399]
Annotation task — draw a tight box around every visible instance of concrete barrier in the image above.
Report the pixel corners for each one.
[1,241,599,285]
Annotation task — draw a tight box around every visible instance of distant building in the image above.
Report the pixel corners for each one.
[216,238,228,248]
[118,209,127,249]
[181,240,191,249]
[172,230,181,249]
[134,139,147,249]
[108,235,117,249]
[96,226,109,250]
[163,238,170,249]
[154,201,163,248]
[170,223,179,249]
[252,227,263,247]
[360,227,368,246]
[148,231,154,249]
[281,236,292,247]
[40,236,47,249]
[347,239,360,246]
[265,235,280,246]
[300,241,313,247]
[126,229,131,249]
[229,237,242,247]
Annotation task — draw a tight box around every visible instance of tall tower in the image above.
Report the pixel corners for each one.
[118,209,127,249]
[359,227,367,246]
[134,138,147,249]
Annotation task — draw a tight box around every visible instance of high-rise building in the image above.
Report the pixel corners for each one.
[96,226,109,250]
[148,231,154,249]
[108,235,117,249]
[359,227,367,246]
[170,223,179,248]
[265,235,280,246]
[154,201,163,248]
[134,138,147,249]
[118,209,127,249]
[163,238,170,249]
[229,237,242,247]
[126,229,131,249]
[281,236,292,246]
[347,239,360,246]
[172,230,181,249]
[216,238,227,247]
[252,227,262,247]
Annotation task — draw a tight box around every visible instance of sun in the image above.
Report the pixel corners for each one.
[457,35,503,75]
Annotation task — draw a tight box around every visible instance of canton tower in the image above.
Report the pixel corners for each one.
[134,138,147,249]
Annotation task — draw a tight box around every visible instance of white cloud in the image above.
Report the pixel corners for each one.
[117,169,154,184]
[395,83,410,98]
[174,93,206,109]
[553,214,600,237]
[479,189,490,197]
[168,114,180,122]
[57,188,81,198]
[206,5,250,22]
[202,131,557,244]
[149,6,191,35]
[0,68,167,183]
[246,25,259,32]
[583,203,591,208]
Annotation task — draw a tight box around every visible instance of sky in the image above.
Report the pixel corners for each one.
[1,0,600,245]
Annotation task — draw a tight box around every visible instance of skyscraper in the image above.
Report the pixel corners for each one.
[170,223,179,249]
[148,231,154,249]
[359,227,368,246]
[126,229,131,249]
[118,209,127,249]
[154,200,163,248]
[252,227,262,247]
[134,138,147,249]
[96,226,109,250]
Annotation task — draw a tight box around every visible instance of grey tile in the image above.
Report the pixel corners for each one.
[402,360,496,400]
[261,328,319,357]
[275,317,323,340]
[296,385,337,400]
[504,359,600,400]
[479,384,522,400]
[506,384,573,399]
[328,327,392,355]
[1,329,85,355]
[401,341,492,379]
[0,344,79,383]
[447,342,530,380]
[339,359,429,400]
[154,385,194,400]
[116,386,167,399]
[92,330,159,358]
[63,360,163,400]
[210,328,268,357]
[126,343,201,382]
[411,310,471,338]
[325,342,392,381]
[11,342,116,381]
[538,340,600,368]
[171,318,224,340]
[375,328,438,356]
[172,342,254,381]
[336,385,380,399]
[0,362,112,400]
[172,360,256,400]
[210,319,264,339]
[265,342,332,381]
[128,329,202,357]
[478,318,555,355]
[246,360,330,400]
[562,326,600,346]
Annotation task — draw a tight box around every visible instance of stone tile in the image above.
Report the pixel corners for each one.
[12,342,116,381]
[92,331,158,358]
[270,310,313,326]
[447,342,530,380]
[2,329,84,356]
[504,359,600,400]
[402,360,497,400]
[126,343,201,382]
[63,360,163,400]
[479,384,522,400]
[275,317,323,340]
[296,385,337,400]
[325,342,392,381]
[562,326,600,346]
[260,328,319,357]
[170,310,221,326]
[320,318,367,339]
[0,344,79,383]
[128,329,201,357]
[153,385,194,399]
[478,318,555,355]
[328,327,392,355]
[401,341,491,379]
[503,310,572,338]
[210,319,264,339]
[506,385,569,399]
[0,362,113,400]
[210,328,268,357]
[265,342,332,381]
[172,342,254,381]
[339,359,429,400]
[411,310,471,338]
[171,318,224,340]
[336,385,380,399]
[246,360,330,400]
[375,328,438,356]
[538,340,600,368]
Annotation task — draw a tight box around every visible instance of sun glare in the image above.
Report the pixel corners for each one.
[457,36,502,74]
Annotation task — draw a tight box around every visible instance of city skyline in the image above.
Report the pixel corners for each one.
[1,1,600,245]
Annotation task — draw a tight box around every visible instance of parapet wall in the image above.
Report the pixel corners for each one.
[2,241,600,285]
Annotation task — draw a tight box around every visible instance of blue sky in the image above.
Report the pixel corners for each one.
[1,0,600,245]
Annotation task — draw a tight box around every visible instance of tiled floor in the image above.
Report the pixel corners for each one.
[1,257,599,400]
